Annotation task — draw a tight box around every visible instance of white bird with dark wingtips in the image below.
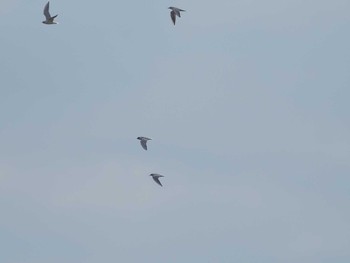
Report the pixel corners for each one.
[150,174,164,187]
[168,7,185,25]
[137,137,152,150]
[42,1,58,25]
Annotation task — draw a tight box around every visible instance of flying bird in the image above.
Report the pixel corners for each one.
[42,1,58,24]
[168,7,185,25]
[137,137,152,150]
[150,174,164,187]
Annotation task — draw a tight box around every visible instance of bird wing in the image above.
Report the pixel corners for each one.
[43,1,51,19]
[49,14,58,22]
[175,9,181,17]
[153,177,163,186]
[151,173,163,177]
[170,10,176,25]
[140,140,148,150]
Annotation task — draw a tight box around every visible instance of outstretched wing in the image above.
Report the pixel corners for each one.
[140,140,148,150]
[43,1,51,20]
[153,177,163,186]
[49,14,58,22]
[170,10,176,25]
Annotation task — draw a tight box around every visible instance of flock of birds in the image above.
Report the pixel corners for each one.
[42,2,185,26]
[136,137,164,187]
[42,1,186,187]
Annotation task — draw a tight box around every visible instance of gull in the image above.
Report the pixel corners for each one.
[43,1,58,25]
[150,174,164,187]
[168,7,185,25]
[137,137,152,150]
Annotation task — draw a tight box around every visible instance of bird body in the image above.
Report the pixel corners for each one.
[137,137,152,150]
[43,1,58,24]
[150,173,164,187]
[168,7,185,25]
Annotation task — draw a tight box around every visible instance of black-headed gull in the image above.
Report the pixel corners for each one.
[168,7,185,25]
[137,137,152,151]
[43,1,58,25]
[150,174,164,187]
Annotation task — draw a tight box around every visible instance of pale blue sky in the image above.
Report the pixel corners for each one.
[0,0,349,262]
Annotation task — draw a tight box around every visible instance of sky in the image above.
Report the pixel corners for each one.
[0,0,349,262]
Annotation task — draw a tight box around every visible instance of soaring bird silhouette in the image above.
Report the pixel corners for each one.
[150,174,164,187]
[42,1,58,24]
[137,137,152,150]
[168,7,185,25]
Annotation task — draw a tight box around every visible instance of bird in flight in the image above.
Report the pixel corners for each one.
[42,1,58,25]
[137,137,152,151]
[168,7,185,25]
[150,174,164,187]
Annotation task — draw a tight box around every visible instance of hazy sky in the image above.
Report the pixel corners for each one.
[0,0,349,262]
